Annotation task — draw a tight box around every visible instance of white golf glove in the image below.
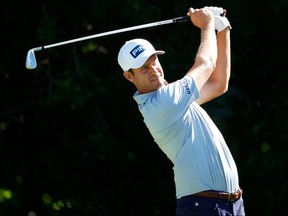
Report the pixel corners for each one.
[214,15,231,32]
[204,6,225,16]
[204,6,232,32]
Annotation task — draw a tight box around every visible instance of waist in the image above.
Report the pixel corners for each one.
[192,189,243,201]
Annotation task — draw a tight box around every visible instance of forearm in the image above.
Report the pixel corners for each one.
[195,26,231,105]
[187,23,217,87]
[196,24,218,68]
[210,27,231,92]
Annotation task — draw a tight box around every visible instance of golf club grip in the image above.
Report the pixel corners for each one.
[173,16,190,23]
[173,10,226,24]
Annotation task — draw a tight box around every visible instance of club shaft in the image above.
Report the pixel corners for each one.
[32,16,190,52]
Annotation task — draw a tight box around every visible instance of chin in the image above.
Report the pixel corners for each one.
[156,82,166,89]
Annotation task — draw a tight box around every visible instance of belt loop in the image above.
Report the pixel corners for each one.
[227,193,231,201]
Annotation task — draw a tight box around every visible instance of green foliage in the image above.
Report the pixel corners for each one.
[1,0,288,215]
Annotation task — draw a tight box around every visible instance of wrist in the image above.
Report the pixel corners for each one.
[214,16,231,32]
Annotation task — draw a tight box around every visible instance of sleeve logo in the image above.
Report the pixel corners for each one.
[181,79,191,94]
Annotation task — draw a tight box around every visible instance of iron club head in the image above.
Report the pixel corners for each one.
[25,49,37,69]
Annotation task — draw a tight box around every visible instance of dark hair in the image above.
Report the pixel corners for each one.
[128,69,134,75]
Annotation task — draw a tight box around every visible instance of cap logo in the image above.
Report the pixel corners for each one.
[130,45,145,59]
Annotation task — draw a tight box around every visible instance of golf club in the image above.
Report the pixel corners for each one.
[25,16,190,69]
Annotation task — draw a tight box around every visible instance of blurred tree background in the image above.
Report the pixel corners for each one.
[1,0,287,215]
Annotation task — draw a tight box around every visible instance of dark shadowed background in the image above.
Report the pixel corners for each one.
[1,0,287,215]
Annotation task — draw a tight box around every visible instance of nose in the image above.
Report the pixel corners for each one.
[148,65,160,79]
[148,67,158,78]
[149,64,158,73]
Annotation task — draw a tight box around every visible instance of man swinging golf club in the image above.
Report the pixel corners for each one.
[117,6,245,216]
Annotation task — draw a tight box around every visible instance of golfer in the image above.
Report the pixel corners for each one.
[117,6,245,216]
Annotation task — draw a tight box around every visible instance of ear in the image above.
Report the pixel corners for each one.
[123,71,134,83]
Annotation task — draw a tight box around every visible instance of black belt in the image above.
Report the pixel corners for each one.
[193,189,243,201]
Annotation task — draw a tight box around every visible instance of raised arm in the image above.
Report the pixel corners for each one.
[196,9,232,105]
[186,8,217,92]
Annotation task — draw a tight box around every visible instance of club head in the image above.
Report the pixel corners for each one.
[25,49,37,69]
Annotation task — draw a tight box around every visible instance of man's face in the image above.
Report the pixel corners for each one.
[124,54,166,93]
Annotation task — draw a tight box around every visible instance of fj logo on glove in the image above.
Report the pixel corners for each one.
[130,45,145,59]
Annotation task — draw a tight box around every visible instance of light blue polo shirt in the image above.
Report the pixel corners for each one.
[133,75,239,198]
